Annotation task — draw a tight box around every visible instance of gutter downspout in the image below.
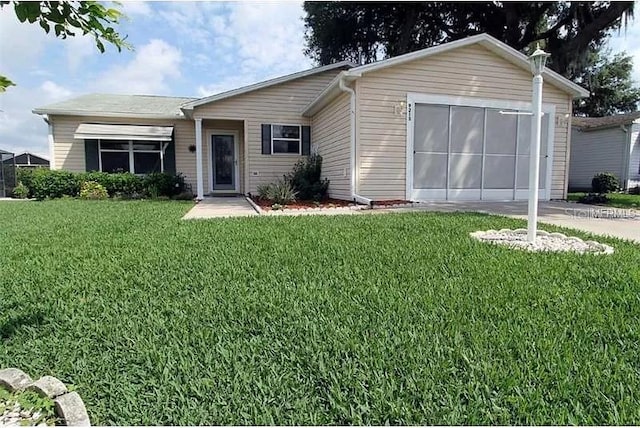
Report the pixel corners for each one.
[338,76,372,206]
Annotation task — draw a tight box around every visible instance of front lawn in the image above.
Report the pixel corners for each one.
[1,200,640,425]
[568,192,640,208]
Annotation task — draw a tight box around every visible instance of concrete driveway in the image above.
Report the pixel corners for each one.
[403,200,640,243]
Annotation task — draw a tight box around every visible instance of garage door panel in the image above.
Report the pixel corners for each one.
[413,153,447,189]
[449,154,481,189]
[516,155,547,188]
[414,104,449,152]
[451,106,484,154]
[484,155,515,189]
[486,109,517,155]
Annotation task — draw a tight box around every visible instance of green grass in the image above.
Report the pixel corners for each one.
[568,192,640,208]
[1,200,640,425]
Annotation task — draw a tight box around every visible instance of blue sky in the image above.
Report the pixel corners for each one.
[0,1,639,159]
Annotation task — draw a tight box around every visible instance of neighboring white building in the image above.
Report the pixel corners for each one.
[570,112,640,191]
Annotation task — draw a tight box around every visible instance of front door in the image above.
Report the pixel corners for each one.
[211,134,236,191]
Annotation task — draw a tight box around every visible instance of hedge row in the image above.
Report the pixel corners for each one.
[16,169,191,200]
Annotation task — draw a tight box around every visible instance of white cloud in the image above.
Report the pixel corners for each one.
[91,39,183,95]
[0,7,51,78]
[0,81,73,158]
[122,1,153,17]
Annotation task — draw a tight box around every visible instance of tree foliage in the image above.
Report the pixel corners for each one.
[573,50,640,116]
[303,2,635,78]
[0,1,130,91]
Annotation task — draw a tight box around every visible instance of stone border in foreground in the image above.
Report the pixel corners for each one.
[0,368,90,426]
[470,228,614,254]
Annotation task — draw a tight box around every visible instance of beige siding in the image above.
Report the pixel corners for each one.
[50,115,198,190]
[311,92,351,199]
[193,69,342,193]
[355,44,573,200]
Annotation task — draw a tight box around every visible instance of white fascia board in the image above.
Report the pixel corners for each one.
[32,109,186,120]
[182,60,357,111]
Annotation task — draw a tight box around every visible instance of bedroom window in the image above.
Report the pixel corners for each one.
[271,124,301,154]
[99,140,164,174]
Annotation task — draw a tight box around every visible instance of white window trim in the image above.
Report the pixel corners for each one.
[98,139,166,174]
[271,124,302,155]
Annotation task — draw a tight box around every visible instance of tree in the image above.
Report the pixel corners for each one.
[573,50,640,116]
[303,2,634,78]
[0,1,130,91]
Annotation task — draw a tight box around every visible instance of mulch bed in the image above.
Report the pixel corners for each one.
[250,197,356,211]
[372,200,412,206]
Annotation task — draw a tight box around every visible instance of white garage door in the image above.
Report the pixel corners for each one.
[409,99,553,201]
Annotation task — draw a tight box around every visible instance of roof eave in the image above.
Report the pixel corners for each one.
[32,109,187,120]
[301,71,358,117]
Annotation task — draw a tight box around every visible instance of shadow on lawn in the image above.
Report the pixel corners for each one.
[0,312,45,340]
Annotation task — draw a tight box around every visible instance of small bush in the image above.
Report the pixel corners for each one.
[260,180,297,205]
[16,168,36,196]
[578,193,609,205]
[256,184,271,200]
[80,171,143,197]
[592,173,619,194]
[143,173,186,198]
[11,182,29,199]
[285,154,329,201]
[629,186,640,195]
[80,181,108,200]
[30,169,80,200]
[172,191,194,201]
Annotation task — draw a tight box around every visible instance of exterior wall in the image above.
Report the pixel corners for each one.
[568,126,627,191]
[311,92,351,199]
[192,69,342,194]
[629,123,640,188]
[354,44,573,200]
[202,119,245,194]
[49,115,197,190]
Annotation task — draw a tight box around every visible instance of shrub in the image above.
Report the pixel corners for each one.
[16,168,36,196]
[260,180,297,205]
[11,182,29,199]
[80,181,109,200]
[171,191,194,201]
[79,171,143,197]
[592,172,619,194]
[30,169,80,200]
[143,173,186,198]
[256,183,271,200]
[578,193,609,205]
[285,154,329,201]
[629,186,640,195]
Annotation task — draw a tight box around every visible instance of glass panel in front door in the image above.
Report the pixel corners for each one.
[212,135,235,190]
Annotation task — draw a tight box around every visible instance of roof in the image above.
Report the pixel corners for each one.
[14,152,49,165]
[33,94,196,119]
[0,149,13,155]
[572,112,640,131]
[303,33,590,116]
[181,60,356,112]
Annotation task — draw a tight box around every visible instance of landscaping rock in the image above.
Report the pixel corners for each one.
[28,376,68,398]
[54,392,90,426]
[470,229,614,254]
[0,368,33,392]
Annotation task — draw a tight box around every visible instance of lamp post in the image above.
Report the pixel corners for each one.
[527,44,551,243]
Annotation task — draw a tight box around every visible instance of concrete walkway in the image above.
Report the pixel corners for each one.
[385,201,640,243]
[182,197,258,219]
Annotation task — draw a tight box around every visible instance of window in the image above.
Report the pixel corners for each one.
[271,124,301,154]
[99,140,164,174]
